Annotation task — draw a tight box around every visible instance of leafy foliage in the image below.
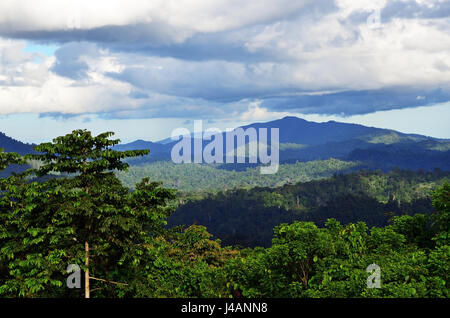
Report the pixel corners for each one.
[0,130,175,297]
[116,159,361,193]
[0,130,448,298]
[170,169,450,247]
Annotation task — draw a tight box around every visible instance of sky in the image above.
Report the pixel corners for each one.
[0,0,449,143]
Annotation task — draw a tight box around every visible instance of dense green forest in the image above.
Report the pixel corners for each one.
[115,159,361,193]
[170,169,450,247]
[0,130,448,298]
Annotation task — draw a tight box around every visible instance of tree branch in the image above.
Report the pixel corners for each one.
[90,276,129,286]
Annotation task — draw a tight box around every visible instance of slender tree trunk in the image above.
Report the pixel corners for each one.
[85,241,90,298]
[84,173,90,298]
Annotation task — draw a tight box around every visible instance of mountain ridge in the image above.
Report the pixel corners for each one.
[112,116,449,170]
[1,117,449,171]
[151,116,446,146]
[0,132,35,155]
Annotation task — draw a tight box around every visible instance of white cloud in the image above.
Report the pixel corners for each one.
[0,0,448,119]
[0,38,140,115]
[0,0,320,42]
[239,101,291,121]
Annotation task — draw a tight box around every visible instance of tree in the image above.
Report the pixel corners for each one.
[389,214,434,248]
[0,148,23,171]
[0,130,175,298]
[270,222,335,288]
[431,182,450,245]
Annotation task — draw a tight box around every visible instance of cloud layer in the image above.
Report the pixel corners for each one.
[0,0,449,119]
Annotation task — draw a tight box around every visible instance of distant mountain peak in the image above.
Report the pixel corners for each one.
[281,116,306,120]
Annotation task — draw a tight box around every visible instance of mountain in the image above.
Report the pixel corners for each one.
[155,137,176,145]
[115,116,450,171]
[113,139,170,154]
[0,132,35,155]
[161,116,426,146]
[0,132,35,177]
[112,139,172,162]
[2,117,449,172]
[240,116,395,145]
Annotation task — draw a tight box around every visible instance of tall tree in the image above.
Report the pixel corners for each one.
[431,182,450,246]
[1,130,175,298]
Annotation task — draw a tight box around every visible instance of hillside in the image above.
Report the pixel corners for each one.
[0,132,35,177]
[169,169,450,247]
[116,116,450,171]
[2,117,449,185]
[0,132,35,155]
[115,159,362,192]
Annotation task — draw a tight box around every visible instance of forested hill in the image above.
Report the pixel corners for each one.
[117,116,450,171]
[169,169,450,247]
[0,132,34,155]
[0,133,35,177]
[238,116,424,145]
[116,159,361,192]
[113,139,170,160]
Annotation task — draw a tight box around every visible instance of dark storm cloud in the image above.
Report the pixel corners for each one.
[0,22,182,47]
[260,87,450,115]
[50,42,99,79]
[106,59,298,103]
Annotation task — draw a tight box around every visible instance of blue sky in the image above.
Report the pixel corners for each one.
[24,43,59,57]
[0,0,449,142]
